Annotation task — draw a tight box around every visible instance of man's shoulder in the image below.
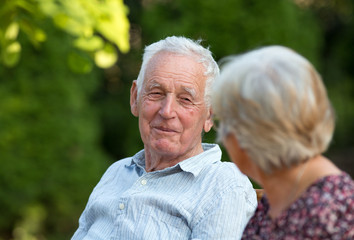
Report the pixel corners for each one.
[93,156,135,189]
[201,160,251,187]
[98,157,134,181]
[114,156,134,165]
[106,157,133,171]
[209,161,244,178]
[198,161,257,207]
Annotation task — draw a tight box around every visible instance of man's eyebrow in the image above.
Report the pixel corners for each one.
[148,82,162,90]
[182,87,196,98]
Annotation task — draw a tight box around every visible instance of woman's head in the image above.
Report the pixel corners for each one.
[212,46,335,174]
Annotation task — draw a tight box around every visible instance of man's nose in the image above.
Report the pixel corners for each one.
[159,95,176,118]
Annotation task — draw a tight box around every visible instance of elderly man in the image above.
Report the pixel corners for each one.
[72,36,256,240]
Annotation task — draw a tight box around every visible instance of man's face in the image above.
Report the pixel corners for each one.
[130,51,213,161]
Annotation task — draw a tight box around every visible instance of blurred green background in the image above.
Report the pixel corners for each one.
[0,0,353,239]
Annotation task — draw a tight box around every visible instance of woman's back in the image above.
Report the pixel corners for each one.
[242,172,354,239]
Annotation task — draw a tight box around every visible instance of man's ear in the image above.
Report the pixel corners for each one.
[130,80,139,117]
[203,108,213,133]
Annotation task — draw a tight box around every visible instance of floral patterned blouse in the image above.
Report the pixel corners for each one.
[242,172,354,240]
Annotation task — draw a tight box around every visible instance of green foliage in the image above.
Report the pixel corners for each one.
[141,0,321,63]
[95,49,143,160]
[303,0,354,152]
[0,0,130,70]
[11,204,46,240]
[322,22,354,149]
[327,78,354,147]
[0,26,109,238]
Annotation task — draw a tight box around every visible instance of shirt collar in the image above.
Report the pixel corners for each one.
[128,143,221,177]
[130,149,146,168]
[178,143,221,177]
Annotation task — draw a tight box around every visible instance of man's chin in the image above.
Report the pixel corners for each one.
[147,141,179,156]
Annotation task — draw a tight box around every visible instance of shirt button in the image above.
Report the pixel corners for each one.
[141,179,147,185]
[119,203,125,210]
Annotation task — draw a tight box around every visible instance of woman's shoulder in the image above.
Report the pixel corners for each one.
[305,172,354,203]
[296,172,354,237]
[295,172,354,213]
[242,173,354,239]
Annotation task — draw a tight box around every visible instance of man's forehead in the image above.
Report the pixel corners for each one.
[143,51,206,95]
[147,51,202,69]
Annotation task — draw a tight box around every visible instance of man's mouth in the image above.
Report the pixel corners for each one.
[155,126,177,133]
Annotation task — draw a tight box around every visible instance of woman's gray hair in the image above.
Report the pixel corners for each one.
[212,46,335,174]
[136,36,219,107]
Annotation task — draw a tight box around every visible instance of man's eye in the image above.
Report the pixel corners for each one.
[180,97,192,104]
[149,92,163,98]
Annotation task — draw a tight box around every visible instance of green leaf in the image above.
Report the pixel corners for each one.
[37,0,59,16]
[5,22,19,40]
[33,28,47,42]
[19,21,46,47]
[96,0,130,53]
[74,36,104,51]
[67,51,93,74]
[3,41,21,67]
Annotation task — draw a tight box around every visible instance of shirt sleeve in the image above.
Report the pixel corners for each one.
[190,184,257,240]
[71,201,90,240]
[71,223,87,240]
[71,160,124,240]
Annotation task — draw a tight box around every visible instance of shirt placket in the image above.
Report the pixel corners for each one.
[111,172,152,240]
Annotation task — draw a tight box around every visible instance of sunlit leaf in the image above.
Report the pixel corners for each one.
[54,12,93,37]
[67,51,93,74]
[6,42,21,53]
[94,44,117,68]
[96,0,130,53]
[34,28,47,42]
[0,0,130,69]
[3,42,21,66]
[74,36,104,51]
[37,0,58,16]
[52,1,94,37]
[53,13,70,32]
[5,22,19,40]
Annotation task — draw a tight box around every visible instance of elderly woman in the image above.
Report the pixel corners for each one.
[212,46,354,239]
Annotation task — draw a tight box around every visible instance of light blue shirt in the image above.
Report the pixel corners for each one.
[72,143,257,240]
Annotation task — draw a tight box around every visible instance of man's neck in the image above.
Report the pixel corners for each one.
[144,145,204,172]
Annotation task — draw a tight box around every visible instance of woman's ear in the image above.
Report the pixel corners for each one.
[203,108,213,133]
[130,80,139,117]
